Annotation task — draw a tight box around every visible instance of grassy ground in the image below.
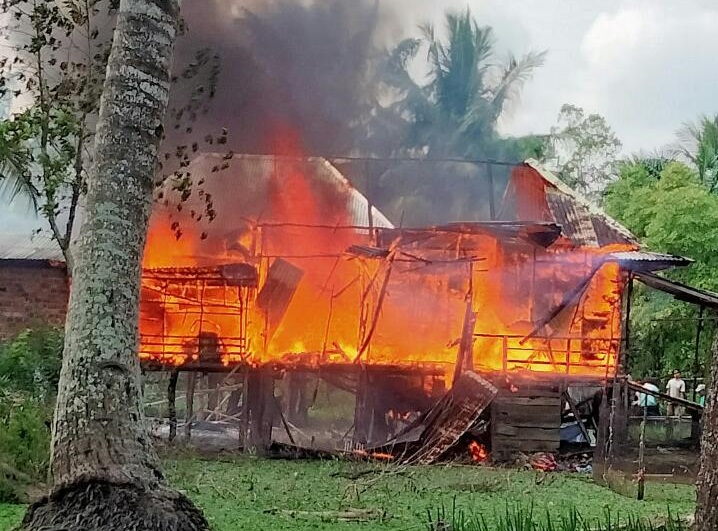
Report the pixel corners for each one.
[0,503,24,530]
[0,457,695,531]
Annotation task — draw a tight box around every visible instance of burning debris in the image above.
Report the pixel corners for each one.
[468,441,489,463]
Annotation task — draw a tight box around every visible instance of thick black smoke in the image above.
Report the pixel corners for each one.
[166,0,513,227]
[173,0,394,156]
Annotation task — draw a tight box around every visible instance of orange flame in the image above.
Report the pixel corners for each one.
[468,441,489,462]
[138,131,633,381]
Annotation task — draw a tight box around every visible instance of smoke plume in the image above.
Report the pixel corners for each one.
[174,0,402,156]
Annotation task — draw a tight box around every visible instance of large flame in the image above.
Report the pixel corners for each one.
[139,136,631,380]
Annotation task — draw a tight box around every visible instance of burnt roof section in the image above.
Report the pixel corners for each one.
[633,271,718,309]
[525,160,639,247]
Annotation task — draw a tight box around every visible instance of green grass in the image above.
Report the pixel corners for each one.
[0,503,25,530]
[0,457,696,531]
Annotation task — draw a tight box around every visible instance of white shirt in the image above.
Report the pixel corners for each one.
[666,378,686,398]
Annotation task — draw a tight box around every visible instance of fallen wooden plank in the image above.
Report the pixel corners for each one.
[266,508,387,522]
[402,371,498,465]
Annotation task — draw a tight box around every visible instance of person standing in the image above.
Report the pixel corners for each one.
[666,370,686,417]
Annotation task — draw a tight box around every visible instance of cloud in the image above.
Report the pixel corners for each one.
[569,0,718,152]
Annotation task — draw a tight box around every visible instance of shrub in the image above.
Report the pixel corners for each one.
[0,328,63,400]
[0,329,60,502]
[0,393,52,502]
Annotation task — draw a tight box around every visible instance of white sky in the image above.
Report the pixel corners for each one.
[2,0,718,234]
[401,0,718,153]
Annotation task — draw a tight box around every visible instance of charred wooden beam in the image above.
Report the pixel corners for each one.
[521,264,602,345]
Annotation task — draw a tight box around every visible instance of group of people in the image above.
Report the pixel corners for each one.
[632,370,706,417]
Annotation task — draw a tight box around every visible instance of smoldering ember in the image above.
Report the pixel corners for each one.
[1,1,718,530]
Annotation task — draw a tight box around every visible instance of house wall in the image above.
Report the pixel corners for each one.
[0,260,69,340]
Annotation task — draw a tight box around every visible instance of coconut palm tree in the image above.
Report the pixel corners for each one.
[676,115,718,193]
[370,9,546,225]
[383,9,546,159]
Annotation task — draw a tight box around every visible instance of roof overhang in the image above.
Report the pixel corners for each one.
[606,251,693,272]
[633,271,718,309]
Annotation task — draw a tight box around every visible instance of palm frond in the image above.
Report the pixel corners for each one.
[0,135,37,210]
[484,50,547,120]
[674,115,718,191]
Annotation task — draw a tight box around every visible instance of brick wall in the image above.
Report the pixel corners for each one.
[0,260,69,340]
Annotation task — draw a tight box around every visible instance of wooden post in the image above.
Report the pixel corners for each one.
[184,371,196,441]
[453,288,476,383]
[240,366,250,449]
[593,389,610,485]
[353,367,371,447]
[637,405,647,500]
[167,370,179,442]
[245,368,274,455]
[366,160,375,244]
[693,306,705,401]
[621,273,634,374]
[502,335,508,373]
[486,162,495,220]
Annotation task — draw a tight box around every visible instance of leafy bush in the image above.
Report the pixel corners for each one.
[0,328,63,400]
[426,501,686,531]
[0,394,51,502]
[0,329,60,502]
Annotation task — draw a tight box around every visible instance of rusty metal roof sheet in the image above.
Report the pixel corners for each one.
[525,160,638,246]
[544,188,599,247]
[0,232,64,261]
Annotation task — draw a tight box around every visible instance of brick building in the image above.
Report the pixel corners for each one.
[0,233,68,340]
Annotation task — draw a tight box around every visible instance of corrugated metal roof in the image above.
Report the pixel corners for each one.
[607,251,692,271]
[544,188,599,247]
[524,159,638,246]
[0,232,64,261]
[319,157,393,229]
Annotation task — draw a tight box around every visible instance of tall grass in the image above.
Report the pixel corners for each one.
[426,500,686,531]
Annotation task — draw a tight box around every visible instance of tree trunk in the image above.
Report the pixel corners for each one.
[696,333,718,529]
[22,1,208,529]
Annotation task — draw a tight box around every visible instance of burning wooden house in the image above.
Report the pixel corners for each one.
[138,154,690,458]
